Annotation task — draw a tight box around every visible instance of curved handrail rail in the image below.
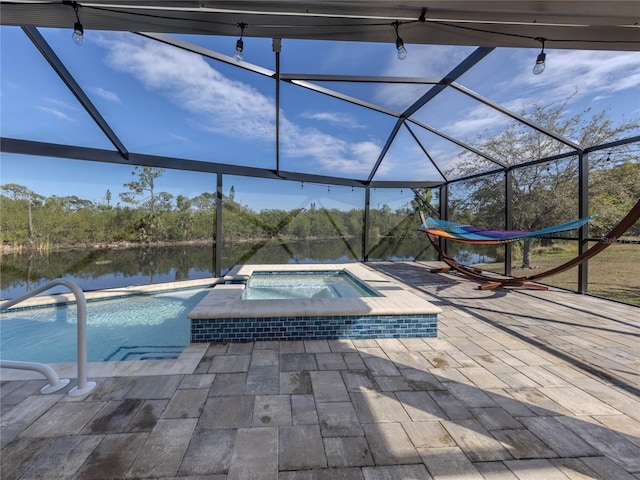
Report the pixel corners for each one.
[1,279,96,396]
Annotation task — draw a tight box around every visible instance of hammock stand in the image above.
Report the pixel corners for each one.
[420,198,640,290]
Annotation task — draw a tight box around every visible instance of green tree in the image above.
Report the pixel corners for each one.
[119,167,167,241]
[448,98,639,267]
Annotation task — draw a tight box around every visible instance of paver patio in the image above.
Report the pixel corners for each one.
[1,261,639,479]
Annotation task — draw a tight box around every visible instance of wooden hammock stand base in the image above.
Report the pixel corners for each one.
[421,198,640,291]
[428,264,549,291]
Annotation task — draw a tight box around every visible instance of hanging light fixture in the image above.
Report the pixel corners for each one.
[392,21,407,60]
[234,23,246,61]
[71,1,84,46]
[533,37,546,74]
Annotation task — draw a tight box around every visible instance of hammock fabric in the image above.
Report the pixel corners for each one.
[420,216,593,245]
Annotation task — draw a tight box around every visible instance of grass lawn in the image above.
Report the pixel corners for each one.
[477,242,640,306]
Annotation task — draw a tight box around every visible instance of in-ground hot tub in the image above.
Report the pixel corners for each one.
[188,264,442,343]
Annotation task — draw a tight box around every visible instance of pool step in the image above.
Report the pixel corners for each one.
[105,345,184,361]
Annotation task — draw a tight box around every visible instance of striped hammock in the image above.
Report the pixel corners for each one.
[420,216,593,245]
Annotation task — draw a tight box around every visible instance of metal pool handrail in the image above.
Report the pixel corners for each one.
[0,279,96,397]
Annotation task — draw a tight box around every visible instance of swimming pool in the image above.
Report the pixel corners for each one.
[0,288,209,363]
[242,270,379,300]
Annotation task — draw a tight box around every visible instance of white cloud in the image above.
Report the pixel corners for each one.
[499,50,640,109]
[36,106,75,121]
[95,33,383,177]
[88,86,121,103]
[300,111,363,128]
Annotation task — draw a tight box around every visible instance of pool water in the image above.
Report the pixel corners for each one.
[0,288,209,363]
[242,270,379,300]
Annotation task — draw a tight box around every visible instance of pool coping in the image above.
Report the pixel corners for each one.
[188,263,442,319]
[1,277,219,310]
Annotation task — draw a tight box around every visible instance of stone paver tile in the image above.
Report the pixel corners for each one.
[0,437,58,480]
[279,467,364,479]
[492,429,557,459]
[593,414,640,446]
[363,357,401,376]
[402,421,455,449]
[75,433,147,480]
[324,436,374,467]
[227,343,254,355]
[443,382,497,408]
[253,395,292,426]
[21,401,105,437]
[85,376,135,401]
[178,373,216,390]
[0,380,48,406]
[210,372,247,396]
[328,339,356,352]
[280,353,318,372]
[472,461,519,479]
[517,416,600,457]
[352,339,379,349]
[128,418,197,478]
[376,338,409,353]
[124,399,167,432]
[503,459,570,480]
[316,353,348,370]
[199,395,254,429]
[228,427,278,480]
[538,386,622,416]
[517,366,568,387]
[0,393,63,428]
[375,376,413,392]
[162,389,208,419]
[341,370,377,392]
[251,349,279,367]
[556,415,640,472]
[485,390,537,418]
[125,375,183,399]
[317,401,363,436]
[363,422,421,465]
[400,368,445,392]
[279,425,327,471]
[428,390,473,420]
[458,367,510,389]
[305,340,332,353]
[579,456,639,480]
[362,464,432,480]
[549,458,606,480]
[310,371,350,402]
[387,351,432,370]
[568,377,638,405]
[504,388,572,416]
[350,391,411,423]
[83,398,144,433]
[396,391,447,422]
[343,353,367,370]
[209,355,251,373]
[279,340,306,354]
[429,367,469,383]
[421,352,462,369]
[292,394,319,425]
[255,340,280,350]
[441,419,511,462]
[418,446,484,479]
[468,407,523,431]
[246,366,280,395]
[280,371,312,394]
[20,435,102,480]
[505,350,554,366]
[178,428,236,476]
[492,372,542,389]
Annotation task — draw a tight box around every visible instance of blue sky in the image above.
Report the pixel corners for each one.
[1,25,639,211]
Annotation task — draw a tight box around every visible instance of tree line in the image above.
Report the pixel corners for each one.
[0,169,421,251]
